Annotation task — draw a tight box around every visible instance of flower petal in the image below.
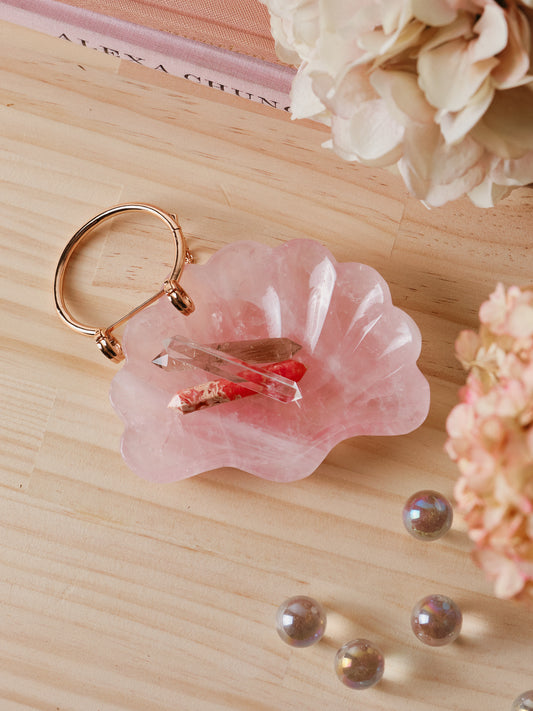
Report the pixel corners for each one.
[492,151,533,185]
[421,12,473,52]
[330,100,404,163]
[475,549,526,598]
[467,177,514,207]
[412,0,458,26]
[419,37,498,111]
[399,125,487,205]
[438,79,495,144]
[371,68,436,125]
[508,303,533,338]
[472,85,533,158]
[290,67,330,120]
[492,4,532,89]
[469,3,508,63]
[320,64,376,119]
[455,329,482,368]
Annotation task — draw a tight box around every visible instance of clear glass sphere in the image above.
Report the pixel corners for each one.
[411,594,462,646]
[403,490,453,541]
[334,639,385,689]
[512,691,533,711]
[276,596,326,647]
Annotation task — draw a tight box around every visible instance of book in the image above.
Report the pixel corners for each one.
[0,0,295,111]
[55,0,281,64]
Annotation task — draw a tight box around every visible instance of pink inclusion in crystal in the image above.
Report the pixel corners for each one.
[110,239,430,482]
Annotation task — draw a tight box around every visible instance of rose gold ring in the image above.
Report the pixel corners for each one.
[54,203,195,362]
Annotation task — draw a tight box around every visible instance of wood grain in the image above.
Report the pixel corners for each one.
[1,21,532,711]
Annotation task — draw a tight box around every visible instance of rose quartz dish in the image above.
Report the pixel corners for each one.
[110,239,430,482]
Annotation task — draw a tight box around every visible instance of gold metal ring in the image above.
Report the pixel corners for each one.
[54,203,195,362]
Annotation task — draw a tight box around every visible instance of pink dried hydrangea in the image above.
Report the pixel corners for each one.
[446,284,533,600]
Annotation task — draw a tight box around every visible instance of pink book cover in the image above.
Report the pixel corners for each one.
[0,0,295,110]
[56,0,281,64]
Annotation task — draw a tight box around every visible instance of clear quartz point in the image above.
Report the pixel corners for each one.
[154,336,301,368]
[153,335,302,403]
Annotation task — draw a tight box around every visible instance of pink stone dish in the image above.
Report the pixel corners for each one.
[110,239,430,482]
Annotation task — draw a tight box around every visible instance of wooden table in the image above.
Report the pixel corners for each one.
[1,21,532,711]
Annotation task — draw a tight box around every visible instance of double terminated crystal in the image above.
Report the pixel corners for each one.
[153,335,304,405]
[513,691,533,711]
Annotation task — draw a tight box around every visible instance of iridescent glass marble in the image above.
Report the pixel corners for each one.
[512,691,533,711]
[403,490,453,541]
[334,639,385,689]
[276,596,326,647]
[411,594,462,646]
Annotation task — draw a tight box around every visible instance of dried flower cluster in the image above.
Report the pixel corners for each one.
[260,0,533,207]
[446,284,533,599]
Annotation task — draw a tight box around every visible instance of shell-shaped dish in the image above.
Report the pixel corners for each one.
[110,239,430,482]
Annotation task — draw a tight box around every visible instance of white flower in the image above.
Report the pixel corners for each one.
[260,0,533,207]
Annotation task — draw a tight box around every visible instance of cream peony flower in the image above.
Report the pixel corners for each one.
[260,0,533,207]
[446,284,533,600]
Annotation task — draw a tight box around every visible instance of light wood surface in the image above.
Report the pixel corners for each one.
[1,21,532,711]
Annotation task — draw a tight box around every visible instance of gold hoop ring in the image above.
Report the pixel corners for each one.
[54,203,195,362]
